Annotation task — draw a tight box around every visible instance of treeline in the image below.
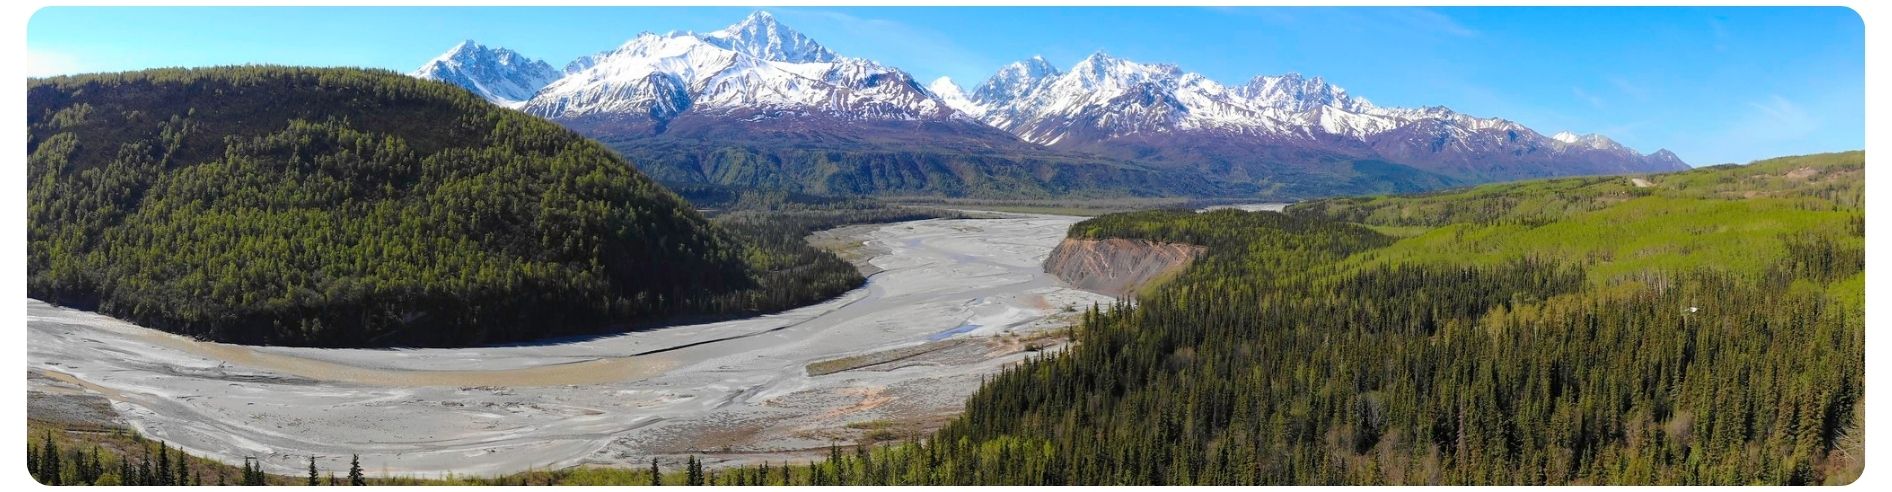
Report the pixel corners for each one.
[24,67,910,347]
[29,421,386,486]
[27,426,319,486]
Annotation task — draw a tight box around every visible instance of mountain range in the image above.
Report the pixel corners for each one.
[412,11,1689,198]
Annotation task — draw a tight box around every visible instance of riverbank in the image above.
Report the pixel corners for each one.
[26,215,1114,478]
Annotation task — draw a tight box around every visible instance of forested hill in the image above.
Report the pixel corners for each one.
[26,67,835,347]
[747,151,1861,485]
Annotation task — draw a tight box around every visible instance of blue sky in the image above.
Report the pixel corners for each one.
[27,6,1863,166]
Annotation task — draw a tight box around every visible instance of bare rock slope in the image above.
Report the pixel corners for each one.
[1044,238,1204,299]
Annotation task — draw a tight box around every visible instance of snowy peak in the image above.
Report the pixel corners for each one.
[1240,73,1368,113]
[928,77,982,117]
[956,50,1686,173]
[521,10,953,123]
[411,40,561,108]
[702,11,838,63]
[441,40,481,59]
[1543,131,1687,169]
[970,56,1061,106]
[1067,51,1183,90]
[1552,131,1629,151]
[419,12,1687,183]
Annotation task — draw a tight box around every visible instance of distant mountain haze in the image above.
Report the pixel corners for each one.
[413,10,1689,198]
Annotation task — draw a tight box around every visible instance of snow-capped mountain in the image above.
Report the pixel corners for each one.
[955,51,1687,178]
[410,41,561,108]
[928,77,982,118]
[407,10,1687,198]
[968,56,1060,127]
[1551,131,1629,151]
[520,11,953,125]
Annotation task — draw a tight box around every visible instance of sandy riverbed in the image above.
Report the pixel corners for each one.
[26,214,1111,478]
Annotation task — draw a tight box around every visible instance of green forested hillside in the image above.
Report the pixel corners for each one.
[601,135,1257,199]
[739,151,1863,485]
[25,67,861,347]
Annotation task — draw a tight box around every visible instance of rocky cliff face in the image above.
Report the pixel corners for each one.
[1044,238,1204,299]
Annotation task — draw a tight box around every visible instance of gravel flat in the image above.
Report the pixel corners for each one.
[26,215,1111,478]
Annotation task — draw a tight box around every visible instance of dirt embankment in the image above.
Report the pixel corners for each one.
[1043,238,1205,299]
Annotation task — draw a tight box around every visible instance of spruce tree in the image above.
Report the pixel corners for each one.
[649,457,661,486]
[348,454,365,485]
[309,455,321,486]
[37,432,60,485]
[87,446,105,485]
[175,448,189,487]
[156,441,171,485]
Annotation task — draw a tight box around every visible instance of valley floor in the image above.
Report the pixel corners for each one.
[26,215,1112,478]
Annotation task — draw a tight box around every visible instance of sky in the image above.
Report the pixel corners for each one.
[26,6,1863,166]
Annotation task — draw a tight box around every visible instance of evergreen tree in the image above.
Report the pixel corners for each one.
[138,448,151,486]
[36,432,60,485]
[174,447,189,487]
[155,441,170,485]
[683,455,702,486]
[348,454,365,486]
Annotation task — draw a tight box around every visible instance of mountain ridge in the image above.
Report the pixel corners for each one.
[953,50,1687,181]
[412,10,1690,197]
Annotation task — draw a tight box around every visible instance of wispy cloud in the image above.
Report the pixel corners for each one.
[1607,76,1649,101]
[1707,17,1732,52]
[1597,120,1651,142]
[1708,95,1819,154]
[1392,8,1479,38]
[1748,95,1816,134]
[1572,86,1606,109]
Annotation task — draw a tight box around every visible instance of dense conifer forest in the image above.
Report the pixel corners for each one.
[24,67,914,347]
[694,151,1861,486]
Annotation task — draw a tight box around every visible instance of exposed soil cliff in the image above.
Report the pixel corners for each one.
[1044,238,1205,299]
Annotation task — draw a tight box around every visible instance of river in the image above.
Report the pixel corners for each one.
[25,214,1112,477]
